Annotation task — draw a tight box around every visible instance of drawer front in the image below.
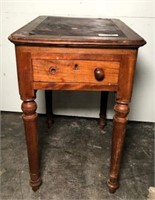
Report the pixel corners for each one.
[32,59,120,85]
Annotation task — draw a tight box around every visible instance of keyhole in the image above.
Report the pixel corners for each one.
[74,64,79,70]
[49,67,56,74]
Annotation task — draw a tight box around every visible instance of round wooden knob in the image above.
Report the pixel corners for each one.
[94,68,104,81]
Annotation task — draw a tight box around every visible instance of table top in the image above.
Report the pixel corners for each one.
[9,16,146,48]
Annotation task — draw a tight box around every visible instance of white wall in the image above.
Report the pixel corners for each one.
[1,0,155,122]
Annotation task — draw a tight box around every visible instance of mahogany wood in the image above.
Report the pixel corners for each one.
[9,16,146,193]
[21,98,42,191]
[32,59,119,84]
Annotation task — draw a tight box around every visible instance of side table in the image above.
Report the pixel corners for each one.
[9,16,146,193]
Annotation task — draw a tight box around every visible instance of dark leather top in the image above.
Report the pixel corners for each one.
[9,16,146,48]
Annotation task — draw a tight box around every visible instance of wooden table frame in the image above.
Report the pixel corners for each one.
[9,16,146,193]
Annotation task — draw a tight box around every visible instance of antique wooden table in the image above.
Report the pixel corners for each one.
[9,16,146,193]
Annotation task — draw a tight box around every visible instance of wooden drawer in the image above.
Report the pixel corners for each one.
[32,59,120,85]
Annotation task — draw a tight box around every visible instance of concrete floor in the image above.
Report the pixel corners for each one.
[1,112,154,200]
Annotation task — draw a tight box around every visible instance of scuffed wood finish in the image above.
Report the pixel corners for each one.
[8,16,146,193]
[32,59,120,84]
[21,98,42,191]
[15,47,34,99]
[107,101,129,193]
[107,51,138,193]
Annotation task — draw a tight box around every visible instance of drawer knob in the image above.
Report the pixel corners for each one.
[94,68,104,81]
[49,67,57,74]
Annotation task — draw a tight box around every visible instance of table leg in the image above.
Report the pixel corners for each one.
[45,90,54,128]
[21,98,42,191]
[107,101,129,193]
[99,91,109,129]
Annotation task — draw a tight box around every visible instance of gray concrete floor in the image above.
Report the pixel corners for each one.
[1,112,154,200]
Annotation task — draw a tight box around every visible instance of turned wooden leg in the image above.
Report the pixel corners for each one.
[22,99,42,191]
[45,90,54,128]
[107,101,129,193]
[99,91,109,129]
